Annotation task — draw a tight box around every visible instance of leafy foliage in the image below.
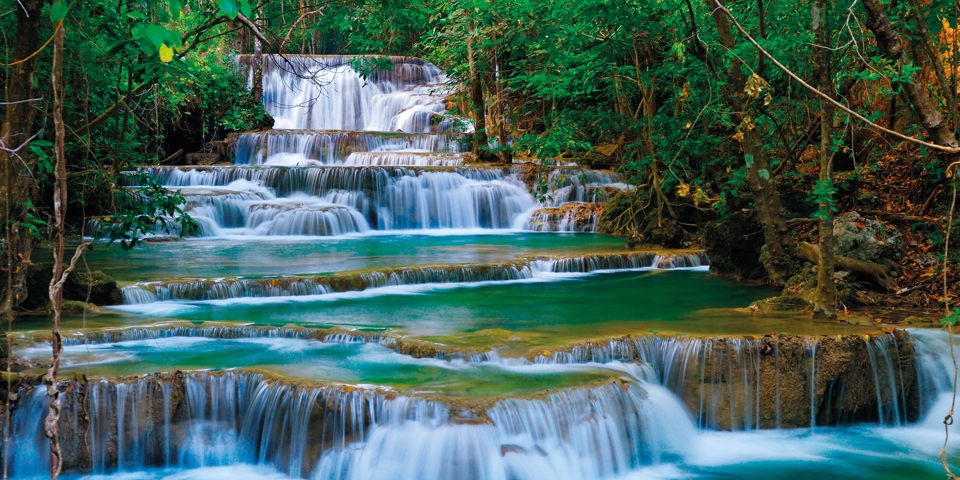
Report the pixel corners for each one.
[95,173,199,250]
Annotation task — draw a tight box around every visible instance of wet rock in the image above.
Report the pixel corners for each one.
[524,203,602,232]
[642,331,918,429]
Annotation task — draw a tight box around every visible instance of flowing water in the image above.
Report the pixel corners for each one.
[5,55,959,479]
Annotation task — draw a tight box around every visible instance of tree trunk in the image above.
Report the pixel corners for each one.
[705,0,793,285]
[1,0,44,315]
[252,13,264,104]
[861,0,959,150]
[812,0,837,318]
[466,19,490,161]
[44,20,66,479]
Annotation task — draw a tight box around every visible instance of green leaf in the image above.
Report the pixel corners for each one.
[217,0,239,19]
[239,0,253,19]
[744,153,754,168]
[758,169,770,181]
[145,24,167,49]
[169,0,184,20]
[48,2,68,22]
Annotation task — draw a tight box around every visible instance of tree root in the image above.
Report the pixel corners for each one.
[798,241,899,291]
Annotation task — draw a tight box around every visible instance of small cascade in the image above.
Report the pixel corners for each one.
[117,252,707,305]
[234,131,467,166]
[314,381,695,480]
[86,378,173,472]
[864,333,911,426]
[343,152,465,167]
[805,342,818,430]
[62,325,325,346]
[547,251,709,273]
[6,372,449,477]
[121,277,331,303]
[246,199,371,236]
[121,165,539,236]
[523,203,601,233]
[1,387,50,478]
[906,328,957,411]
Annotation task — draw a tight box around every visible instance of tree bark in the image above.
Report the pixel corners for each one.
[466,19,490,161]
[252,13,264,104]
[861,0,959,150]
[705,0,793,285]
[812,0,837,318]
[44,20,66,479]
[1,0,44,315]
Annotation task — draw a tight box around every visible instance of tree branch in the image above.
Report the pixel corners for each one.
[711,0,960,154]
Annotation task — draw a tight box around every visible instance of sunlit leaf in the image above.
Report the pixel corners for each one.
[159,43,174,63]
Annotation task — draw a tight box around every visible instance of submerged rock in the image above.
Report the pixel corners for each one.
[750,295,811,314]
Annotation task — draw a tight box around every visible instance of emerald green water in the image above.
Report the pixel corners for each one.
[71,233,625,281]
[14,233,944,480]
[18,337,621,397]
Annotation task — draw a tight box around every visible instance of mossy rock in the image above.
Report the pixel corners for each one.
[61,300,106,315]
[751,295,811,314]
[24,265,121,310]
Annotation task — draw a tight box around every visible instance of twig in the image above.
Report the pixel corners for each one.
[711,1,960,154]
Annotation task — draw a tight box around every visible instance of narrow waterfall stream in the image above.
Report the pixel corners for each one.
[5,55,959,479]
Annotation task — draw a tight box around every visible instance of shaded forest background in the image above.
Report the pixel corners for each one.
[4,0,960,321]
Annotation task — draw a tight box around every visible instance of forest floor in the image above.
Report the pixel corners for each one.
[781,144,958,325]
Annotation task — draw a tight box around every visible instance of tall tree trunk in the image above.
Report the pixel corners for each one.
[466,19,490,161]
[1,0,44,315]
[812,0,837,318]
[861,0,960,150]
[705,0,793,285]
[252,13,264,104]
[44,20,67,479]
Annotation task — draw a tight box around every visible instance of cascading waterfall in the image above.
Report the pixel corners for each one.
[246,55,455,133]
[6,329,960,478]
[105,54,628,239]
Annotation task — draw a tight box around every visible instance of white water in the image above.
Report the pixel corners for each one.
[8,330,960,479]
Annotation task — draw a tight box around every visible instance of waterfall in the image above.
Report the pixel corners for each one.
[806,342,818,430]
[105,55,629,239]
[313,381,695,480]
[245,55,454,133]
[1,387,49,478]
[7,330,960,478]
